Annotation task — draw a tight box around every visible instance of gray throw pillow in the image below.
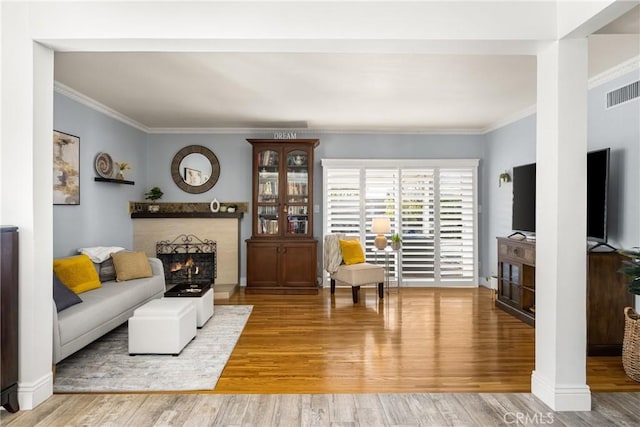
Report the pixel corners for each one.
[99,258,117,282]
[53,273,83,312]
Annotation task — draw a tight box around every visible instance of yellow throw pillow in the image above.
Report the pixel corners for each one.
[111,251,153,282]
[339,239,365,265]
[53,254,102,294]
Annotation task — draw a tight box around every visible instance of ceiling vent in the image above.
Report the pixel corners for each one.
[606,80,639,109]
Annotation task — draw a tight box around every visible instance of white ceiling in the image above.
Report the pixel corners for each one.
[53,5,640,134]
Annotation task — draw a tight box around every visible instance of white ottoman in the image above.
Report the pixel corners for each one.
[193,288,214,327]
[166,289,214,328]
[128,298,196,356]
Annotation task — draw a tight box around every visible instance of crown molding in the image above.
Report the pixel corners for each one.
[482,105,537,134]
[53,81,150,133]
[147,127,484,135]
[588,55,640,89]
[481,57,640,133]
[57,56,639,138]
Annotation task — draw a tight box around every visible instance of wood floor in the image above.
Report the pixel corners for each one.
[3,392,640,426]
[2,286,640,426]
[214,286,640,394]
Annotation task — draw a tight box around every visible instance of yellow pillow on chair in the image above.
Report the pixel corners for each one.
[339,239,365,265]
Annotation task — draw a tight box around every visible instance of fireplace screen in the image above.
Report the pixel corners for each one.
[156,234,216,285]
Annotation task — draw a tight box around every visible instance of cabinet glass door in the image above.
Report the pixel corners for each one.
[286,150,310,236]
[257,149,279,235]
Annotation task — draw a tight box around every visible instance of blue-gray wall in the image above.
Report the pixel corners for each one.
[482,114,537,278]
[588,71,640,251]
[144,132,485,277]
[483,69,640,282]
[54,68,639,288]
[53,93,148,257]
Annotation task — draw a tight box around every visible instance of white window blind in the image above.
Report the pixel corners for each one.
[322,159,478,287]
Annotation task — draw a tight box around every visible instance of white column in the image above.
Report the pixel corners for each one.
[1,3,55,409]
[532,39,590,411]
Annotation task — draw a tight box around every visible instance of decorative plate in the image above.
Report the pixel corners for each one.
[95,152,114,178]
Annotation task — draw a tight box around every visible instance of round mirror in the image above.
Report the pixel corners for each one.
[171,145,220,194]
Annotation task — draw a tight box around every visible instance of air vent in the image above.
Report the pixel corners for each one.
[606,80,639,109]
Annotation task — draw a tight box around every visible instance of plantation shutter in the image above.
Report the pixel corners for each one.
[325,168,361,235]
[439,168,475,282]
[322,159,477,287]
[364,169,399,259]
[400,169,436,282]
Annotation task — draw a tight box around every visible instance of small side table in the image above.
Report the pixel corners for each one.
[373,246,402,292]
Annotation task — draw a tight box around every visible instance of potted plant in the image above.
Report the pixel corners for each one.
[498,171,511,187]
[144,186,163,212]
[618,247,640,382]
[391,233,402,250]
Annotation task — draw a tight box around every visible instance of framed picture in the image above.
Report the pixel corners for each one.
[184,167,202,186]
[53,130,80,205]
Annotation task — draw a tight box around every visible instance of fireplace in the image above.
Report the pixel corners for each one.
[156,234,216,285]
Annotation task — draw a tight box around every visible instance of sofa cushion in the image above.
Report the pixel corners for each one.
[57,276,162,346]
[111,251,153,282]
[53,273,83,312]
[53,254,102,294]
[339,239,365,265]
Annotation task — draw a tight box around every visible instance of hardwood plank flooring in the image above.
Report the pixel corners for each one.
[3,393,640,426]
[213,286,640,393]
[3,287,640,425]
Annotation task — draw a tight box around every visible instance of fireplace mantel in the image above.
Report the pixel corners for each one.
[131,212,243,219]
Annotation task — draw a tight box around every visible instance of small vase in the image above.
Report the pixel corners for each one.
[391,242,401,250]
[116,171,125,180]
[210,198,220,213]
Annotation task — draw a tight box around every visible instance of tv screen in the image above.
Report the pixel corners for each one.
[587,148,610,243]
[512,162,536,233]
[509,149,610,241]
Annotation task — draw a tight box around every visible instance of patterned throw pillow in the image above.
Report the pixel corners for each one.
[99,258,117,282]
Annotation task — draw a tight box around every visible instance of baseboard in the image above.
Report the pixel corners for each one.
[18,371,53,410]
[214,283,238,299]
[531,370,591,411]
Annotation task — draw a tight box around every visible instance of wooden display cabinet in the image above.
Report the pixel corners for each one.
[496,237,536,326]
[245,139,319,294]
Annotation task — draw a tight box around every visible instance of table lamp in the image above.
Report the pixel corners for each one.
[372,217,391,250]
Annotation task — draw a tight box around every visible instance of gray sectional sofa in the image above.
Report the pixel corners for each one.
[53,257,165,364]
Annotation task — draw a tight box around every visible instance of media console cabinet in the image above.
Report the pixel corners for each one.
[495,236,633,356]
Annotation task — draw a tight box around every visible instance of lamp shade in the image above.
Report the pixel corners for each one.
[371,217,391,234]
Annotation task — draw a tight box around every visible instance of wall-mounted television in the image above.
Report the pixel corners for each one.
[510,148,611,242]
[511,162,536,233]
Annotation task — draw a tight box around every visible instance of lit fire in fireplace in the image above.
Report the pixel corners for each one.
[170,257,200,274]
[170,256,200,280]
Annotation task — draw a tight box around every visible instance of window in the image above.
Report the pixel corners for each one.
[323,159,478,286]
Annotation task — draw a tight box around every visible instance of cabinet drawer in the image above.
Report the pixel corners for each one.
[498,240,535,265]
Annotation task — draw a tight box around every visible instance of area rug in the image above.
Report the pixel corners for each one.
[53,305,252,392]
